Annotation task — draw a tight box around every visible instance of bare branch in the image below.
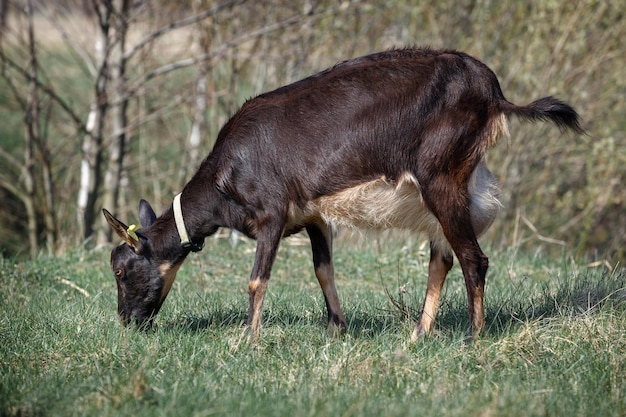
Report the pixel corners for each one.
[58,278,91,297]
[91,0,116,26]
[0,49,87,132]
[0,146,23,174]
[0,170,28,203]
[123,0,248,61]
[44,10,97,77]
[0,57,27,109]
[142,10,315,81]
[521,216,567,246]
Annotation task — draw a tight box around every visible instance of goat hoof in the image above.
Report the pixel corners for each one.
[411,324,440,342]
[410,324,427,342]
[326,321,347,337]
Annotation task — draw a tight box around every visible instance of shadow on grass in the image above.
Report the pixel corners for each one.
[161,267,625,339]
[162,301,406,338]
[163,306,248,333]
[434,266,626,337]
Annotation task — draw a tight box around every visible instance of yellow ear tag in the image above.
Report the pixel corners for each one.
[127,224,139,241]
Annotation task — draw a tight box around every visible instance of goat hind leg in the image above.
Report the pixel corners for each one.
[457,245,488,338]
[444,232,488,338]
[422,182,489,339]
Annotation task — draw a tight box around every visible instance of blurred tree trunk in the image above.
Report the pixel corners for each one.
[77,1,110,244]
[24,0,57,256]
[97,0,129,246]
[0,0,7,44]
[178,0,211,187]
[0,0,91,257]
[23,0,39,257]
[0,0,59,257]
[26,0,57,255]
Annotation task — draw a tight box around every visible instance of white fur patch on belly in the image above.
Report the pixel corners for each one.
[315,173,442,234]
[286,173,447,247]
[286,162,500,251]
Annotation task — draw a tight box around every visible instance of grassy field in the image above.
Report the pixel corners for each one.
[1,236,625,417]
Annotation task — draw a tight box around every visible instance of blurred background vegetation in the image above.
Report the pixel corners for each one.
[0,0,623,262]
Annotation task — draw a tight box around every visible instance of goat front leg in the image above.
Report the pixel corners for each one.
[306,221,347,335]
[412,242,453,341]
[247,223,283,339]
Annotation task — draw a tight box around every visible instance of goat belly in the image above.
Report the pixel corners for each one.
[286,162,501,251]
[311,173,448,247]
[313,174,428,228]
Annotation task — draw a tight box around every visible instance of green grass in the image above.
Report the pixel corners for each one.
[1,237,625,417]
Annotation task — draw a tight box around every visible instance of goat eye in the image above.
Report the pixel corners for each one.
[114,269,124,278]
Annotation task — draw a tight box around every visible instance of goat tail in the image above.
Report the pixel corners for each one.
[501,96,585,135]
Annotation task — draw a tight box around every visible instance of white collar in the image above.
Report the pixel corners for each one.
[173,193,192,248]
[172,193,205,252]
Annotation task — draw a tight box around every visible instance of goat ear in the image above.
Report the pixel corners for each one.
[102,208,145,253]
[138,199,157,227]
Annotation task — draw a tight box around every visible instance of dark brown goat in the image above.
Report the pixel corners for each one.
[103,48,583,340]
